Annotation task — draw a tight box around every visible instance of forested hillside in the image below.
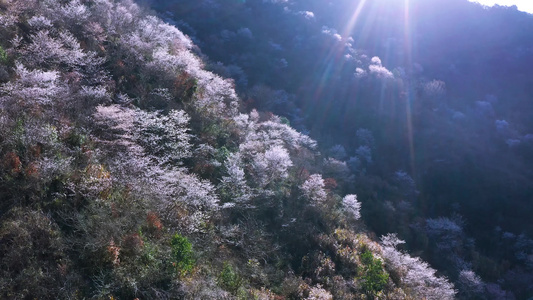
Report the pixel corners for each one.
[145,0,533,298]
[0,0,465,299]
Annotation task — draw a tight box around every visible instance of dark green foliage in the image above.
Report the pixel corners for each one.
[279,116,290,126]
[217,262,243,294]
[0,46,7,64]
[170,233,195,274]
[360,250,389,296]
[216,146,231,163]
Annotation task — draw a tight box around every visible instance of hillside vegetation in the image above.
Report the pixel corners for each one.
[147,0,533,298]
[0,0,460,299]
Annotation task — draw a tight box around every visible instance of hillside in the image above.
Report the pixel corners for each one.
[145,0,533,298]
[0,0,463,299]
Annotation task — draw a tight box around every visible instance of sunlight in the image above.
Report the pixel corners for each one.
[341,0,368,38]
[402,0,416,175]
[337,0,417,174]
[309,0,372,129]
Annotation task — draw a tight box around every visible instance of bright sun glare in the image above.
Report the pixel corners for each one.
[469,0,533,13]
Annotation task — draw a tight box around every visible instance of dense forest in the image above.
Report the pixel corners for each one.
[0,0,531,299]
[147,0,533,298]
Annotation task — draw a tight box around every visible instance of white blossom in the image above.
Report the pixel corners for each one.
[254,145,293,186]
[220,153,254,205]
[343,194,361,220]
[135,109,192,164]
[380,233,456,299]
[301,174,327,204]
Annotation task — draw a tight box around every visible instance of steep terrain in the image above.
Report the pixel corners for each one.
[0,0,459,299]
[146,0,533,298]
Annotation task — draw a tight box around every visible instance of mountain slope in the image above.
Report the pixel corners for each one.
[146,0,533,298]
[0,0,457,299]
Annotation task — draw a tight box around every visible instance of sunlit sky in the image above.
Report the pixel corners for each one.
[469,0,533,13]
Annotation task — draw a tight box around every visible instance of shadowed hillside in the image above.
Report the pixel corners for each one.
[0,0,465,299]
[145,0,533,298]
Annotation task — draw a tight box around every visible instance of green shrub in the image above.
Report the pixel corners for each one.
[170,233,195,274]
[216,146,231,163]
[360,250,389,296]
[218,262,242,294]
[0,46,7,64]
[279,116,290,126]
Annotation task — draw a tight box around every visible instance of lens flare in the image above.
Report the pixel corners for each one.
[402,0,416,176]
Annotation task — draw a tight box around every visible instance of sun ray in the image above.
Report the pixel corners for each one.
[402,0,416,176]
[305,0,373,130]
[342,0,368,38]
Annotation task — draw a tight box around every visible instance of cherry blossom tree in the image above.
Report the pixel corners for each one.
[300,174,327,204]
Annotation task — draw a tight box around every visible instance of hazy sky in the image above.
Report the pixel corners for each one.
[469,0,533,13]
